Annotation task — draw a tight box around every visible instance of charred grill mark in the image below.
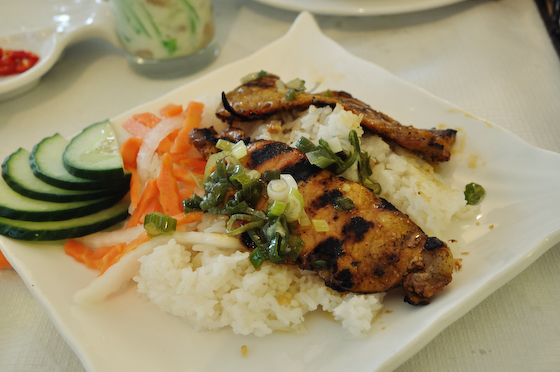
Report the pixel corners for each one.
[309,238,344,272]
[313,238,343,258]
[312,189,343,209]
[250,142,292,168]
[280,158,319,183]
[424,237,446,250]
[378,198,398,211]
[343,217,374,242]
[334,269,354,289]
[374,268,385,277]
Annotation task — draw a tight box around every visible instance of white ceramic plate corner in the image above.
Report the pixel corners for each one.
[252,0,466,16]
[2,11,560,372]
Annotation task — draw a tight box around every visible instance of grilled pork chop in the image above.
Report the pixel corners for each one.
[216,74,457,163]
[189,128,454,305]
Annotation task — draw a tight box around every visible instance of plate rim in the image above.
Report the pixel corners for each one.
[252,0,467,16]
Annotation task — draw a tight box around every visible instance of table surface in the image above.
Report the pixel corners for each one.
[1,0,559,371]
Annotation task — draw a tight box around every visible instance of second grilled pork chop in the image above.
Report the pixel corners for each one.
[189,128,454,305]
[216,74,457,163]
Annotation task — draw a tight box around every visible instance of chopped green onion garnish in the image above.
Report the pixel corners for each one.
[241,70,268,84]
[144,212,177,237]
[268,200,287,217]
[362,178,382,195]
[464,182,485,205]
[306,148,336,169]
[226,214,266,235]
[216,139,234,151]
[183,194,202,213]
[295,137,316,153]
[229,165,254,188]
[267,179,289,202]
[261,169,281,181]
[285,89,298,101]
[284,188,304,223]
[280,174,298,190]
[249,247,266,269]
[247,170,261,180]
[231,140,248,159]
[312,219,329,232]
[298,210,311,226]
[285,78,306,91]
[333,196,355,211]
[326,137,343,153]
[287,236,305,261]
[203,151,229,182]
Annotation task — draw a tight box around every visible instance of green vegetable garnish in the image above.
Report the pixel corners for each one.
[333,196,355,211]
[240,70,268,84]
[295,137,316,153]
[260,170,281,182]
[268,200,287,217]
[216,139,234,151]
[184,154,306,269]
[285,89,298,101]
[464,182,485,205]
[296,130,381,194]
[249,247,266,269]
[144,212,177,237]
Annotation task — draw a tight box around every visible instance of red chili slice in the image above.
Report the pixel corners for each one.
[0,48,40,76]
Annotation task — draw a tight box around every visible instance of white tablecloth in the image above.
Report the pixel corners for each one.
[1,0,559,371]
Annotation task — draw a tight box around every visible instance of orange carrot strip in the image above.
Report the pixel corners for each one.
[64,239,128,271]
[120,137,143,171]
[157,129,180,155]
[178,158,207,173]
[64,239,94,266]
[157,153,183,216]
[133,112,161,128]
[159,103,183,118]
[129,169,141,208]
[169,101,204,154]
[173,211,204,226]
[139,197,164,223]
[178,184,194,200]
[168,152,191,163]
[173,167,202,187]
[0,251,11,269]
[122,117,151,138]
[126,178,160,228]
[99,232,151,275]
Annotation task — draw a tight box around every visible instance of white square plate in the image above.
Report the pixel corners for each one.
[2,12,560,372]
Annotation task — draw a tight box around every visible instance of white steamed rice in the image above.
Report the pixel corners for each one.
[134,214,383,337]
[133,97,476,337]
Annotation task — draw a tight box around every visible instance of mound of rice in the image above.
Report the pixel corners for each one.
[133,97,475,337]
[134,214,383,337]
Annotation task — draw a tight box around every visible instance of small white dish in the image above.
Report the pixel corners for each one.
[252,0,466,16]
[0,0,118,101]
[1,11,560,372]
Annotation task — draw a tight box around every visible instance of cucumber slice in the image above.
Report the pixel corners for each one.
[63,120,125,180]
[30,133,130,191]
[0,199,130,241]
[0,176,127,222]
[2,148,127,203]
